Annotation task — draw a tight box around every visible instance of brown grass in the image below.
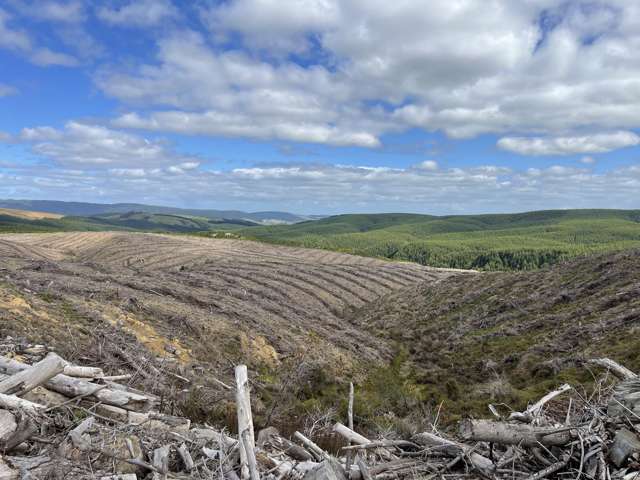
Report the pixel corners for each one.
[0,207,64,220]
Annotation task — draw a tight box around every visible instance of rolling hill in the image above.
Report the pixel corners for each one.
[0,199,317,225]
[242,209,640,270]
[348,248,640,423]
[0,232,636,431]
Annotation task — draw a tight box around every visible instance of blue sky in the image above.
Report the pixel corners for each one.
[0,0,639,214]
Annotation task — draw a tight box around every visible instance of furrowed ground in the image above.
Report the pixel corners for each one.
[0,231,637,435]
[0,231,464,430]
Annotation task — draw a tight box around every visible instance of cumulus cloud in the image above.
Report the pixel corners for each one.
[87,1,640,150]
[0,7,77,66]
[97,0,178,27]
[497,131,640,156]
[415,160,439,171]
[2,159,639,214]
[7,0,85,23]
[19,121,199,168]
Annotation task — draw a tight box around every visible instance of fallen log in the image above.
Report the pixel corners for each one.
[0,357,152,411]
[257,427,314,461]
[412,431,494,475]
[293,431,330,462]
[0,394,45,414]
[333,422,396,460]
[63,365,105,379]
[0,353,65,396]
[588,358,637,380]
[459,419,575,447]
[0,411,16,443]
[177,443,194,472]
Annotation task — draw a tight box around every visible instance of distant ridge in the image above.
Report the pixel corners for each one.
[0,199,319,225]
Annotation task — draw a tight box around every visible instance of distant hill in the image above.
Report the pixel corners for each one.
[242,209,640,270]
[0,211,257,234]
[0,199,315,225]
[0,207,63,220]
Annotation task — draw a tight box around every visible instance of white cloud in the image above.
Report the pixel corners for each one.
[580,156,596,165]
[19,121,199,168]
[0,7,77,66]
[89,1,640,150]
[97,0,178,27]
[415,160,438,171]
[8,1,85,23]
[497,131,640,156]
[2,160,639,214]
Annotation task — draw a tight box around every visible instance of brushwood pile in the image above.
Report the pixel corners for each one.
[0,340,638,480]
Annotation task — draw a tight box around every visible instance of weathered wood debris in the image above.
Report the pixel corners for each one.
[0,342,638,480]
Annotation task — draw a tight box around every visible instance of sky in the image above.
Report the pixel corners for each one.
[0,0,640,215]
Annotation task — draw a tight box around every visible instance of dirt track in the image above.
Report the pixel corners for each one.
[0,232,466,378]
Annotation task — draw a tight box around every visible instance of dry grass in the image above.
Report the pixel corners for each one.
[0,207,64,220]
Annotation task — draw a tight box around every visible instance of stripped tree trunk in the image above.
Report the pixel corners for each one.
[0,353,66,396]
[235,365,259,480]
[460,419,575,447]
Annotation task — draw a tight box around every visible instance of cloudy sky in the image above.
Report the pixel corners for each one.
[1,0,639,214]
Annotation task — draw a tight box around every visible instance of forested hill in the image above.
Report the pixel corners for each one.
[240,209,640,270]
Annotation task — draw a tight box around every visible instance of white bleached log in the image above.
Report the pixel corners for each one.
[333,422,396,460]
[588,358,637,380]
[0,394,45,415]
[0,357,151,411]
[460,419,575,447]
[177,443,194,472]
[152,445,170,480]
[412,431,495,475]
[100,475,138,480]
[63,365,104,378]
[0,411,17,443]
[293,431,330,461]
[509,384,572,423]
[235,365,259,480]
[0,353,65,396]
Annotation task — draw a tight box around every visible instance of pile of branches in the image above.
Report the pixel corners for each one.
[0,343,638,480]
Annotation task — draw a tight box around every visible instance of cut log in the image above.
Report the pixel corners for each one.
[333,422,395,460]
[0,411,16,443]
[235,365,259,480]
[63,365,104,378]
[356,457,372,480]
[151,445,170,480]
[0,393,45,414]
[294,431,331,461]
[0,353,65,396]
[0,357,152,411]
[588,358,637,380]
[257,427,314,461]
[460,419,575,447]
[412,431,494,475]
[100,475,138,480]
[610,429,640,468]
[2,415,37,452]
[177,443,194,472]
